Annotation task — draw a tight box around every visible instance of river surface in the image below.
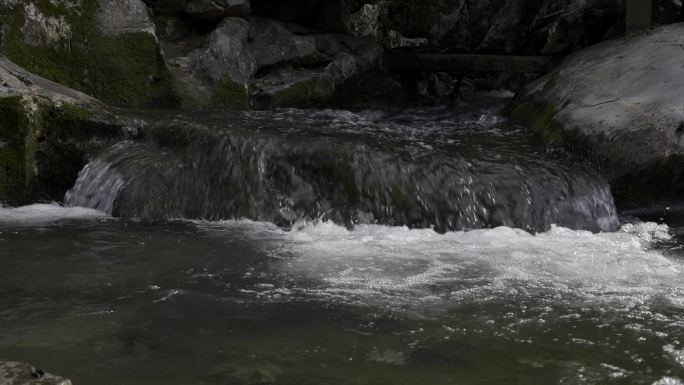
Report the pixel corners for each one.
[1,103,684,385]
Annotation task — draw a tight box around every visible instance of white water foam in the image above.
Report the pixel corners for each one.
[0,203,107,225]
[200,220,683,311]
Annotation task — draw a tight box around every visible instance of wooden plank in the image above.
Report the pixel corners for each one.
[626,0,652,33]
[385,52,555,73]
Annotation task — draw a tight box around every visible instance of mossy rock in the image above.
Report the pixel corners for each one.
[509,99,564,145]
[0,96,35,205]
[0,0,177,107]
[212,78,250,109]
[269,77,335,108]
[0,95,123,205]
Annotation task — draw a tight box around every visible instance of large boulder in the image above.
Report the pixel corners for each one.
[0,0,176,107]
[249,17,329,68]
[0,361,71,385]
[510,24,684,207]
[188,17,256,107]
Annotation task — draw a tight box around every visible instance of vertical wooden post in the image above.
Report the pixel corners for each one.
[626,0,653,33]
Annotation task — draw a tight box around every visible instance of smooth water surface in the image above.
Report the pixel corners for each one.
[0,205,683,385]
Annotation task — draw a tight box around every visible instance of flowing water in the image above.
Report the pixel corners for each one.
[1,102,683,385]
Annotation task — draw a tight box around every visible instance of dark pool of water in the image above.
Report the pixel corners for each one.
[0,206,683,385]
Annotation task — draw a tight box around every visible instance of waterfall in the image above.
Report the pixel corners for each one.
[65,108,620,233]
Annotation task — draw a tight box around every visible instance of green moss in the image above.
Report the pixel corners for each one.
[272,78,333,108]
[212,78,249,109]
[0,96,36,205]
[0,0,177,107]
[34,102,122,200]
[510,100,564,145]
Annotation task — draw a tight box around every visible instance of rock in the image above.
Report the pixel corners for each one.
[20,2,72,46]
[0,54,97,103]
[253,67,335,108]
[208,363,283,385]
[156,16,192,42]
[384,30,428,49]
[0,361,71,385]
[511,24,684,206]
[185,0,225,21]
[249,18,328,68]
[0,55,128,205]
[342,36,384,69]
[429,0,682,54]
[350,3,380,38]
[189,17,256,105]
[0,0,176,107]
[325,53,358,85]
[313,34,383,70]
[95,0,156,37]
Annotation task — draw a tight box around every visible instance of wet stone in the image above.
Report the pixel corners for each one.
[0,361,72,385]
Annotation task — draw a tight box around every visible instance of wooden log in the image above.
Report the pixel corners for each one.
[385,52,555,73]
[626,0,653,33]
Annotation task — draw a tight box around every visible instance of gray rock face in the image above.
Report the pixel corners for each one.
[0,361,72,385]
[350,3,379,38]
[185,0,225,20]
[96,0,156,36]
[190,17,256,90]
[250,18,328,68]
[20,2,72,46]
[0,54,97,103]
[512,24,684,203]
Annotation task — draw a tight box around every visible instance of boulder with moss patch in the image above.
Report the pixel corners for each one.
[511,24,684,207]
[0,55,128,205]
[0,0,176,107]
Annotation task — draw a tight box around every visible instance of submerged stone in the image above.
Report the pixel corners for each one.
[0,361,71,385]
